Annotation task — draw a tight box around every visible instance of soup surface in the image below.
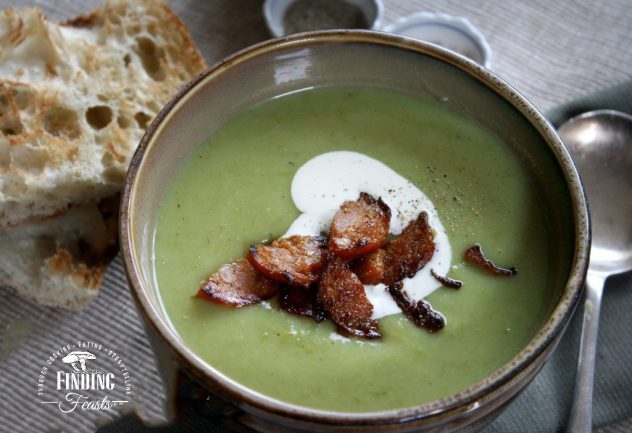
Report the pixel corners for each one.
[153,86,555,412]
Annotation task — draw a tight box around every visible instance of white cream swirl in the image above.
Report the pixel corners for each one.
[285,151,451,319]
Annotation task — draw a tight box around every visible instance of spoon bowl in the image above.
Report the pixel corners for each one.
[559,110,632,274]
[559,109,632,432]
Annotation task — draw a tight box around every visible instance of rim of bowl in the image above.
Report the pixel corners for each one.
[120,30,590,426]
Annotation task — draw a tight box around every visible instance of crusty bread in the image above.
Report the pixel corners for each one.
[0,198,118,310]
[0,0,206,309]
[0,0,206,227]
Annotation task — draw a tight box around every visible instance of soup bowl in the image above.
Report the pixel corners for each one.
[120,31,589,432]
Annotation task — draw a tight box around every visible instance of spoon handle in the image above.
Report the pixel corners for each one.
[566,271,607,433]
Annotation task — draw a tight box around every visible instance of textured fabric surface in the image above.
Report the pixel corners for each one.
[0,1,631,432]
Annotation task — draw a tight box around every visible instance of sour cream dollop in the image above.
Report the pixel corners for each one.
[284,151,452,319]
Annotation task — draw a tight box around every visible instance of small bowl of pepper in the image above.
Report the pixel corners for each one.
[263,0,384,37]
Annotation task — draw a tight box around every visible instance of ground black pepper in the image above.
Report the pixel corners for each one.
[283,0,369,34]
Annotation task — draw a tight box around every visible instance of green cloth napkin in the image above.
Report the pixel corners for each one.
[99,81,632,433]
[545,79,632,128]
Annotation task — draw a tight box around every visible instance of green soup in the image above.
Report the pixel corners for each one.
[153,86,555,412]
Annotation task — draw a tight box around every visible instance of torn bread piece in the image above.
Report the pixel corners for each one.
[0,0,206,308]
[0,0,206,227]
[0,199,118,310]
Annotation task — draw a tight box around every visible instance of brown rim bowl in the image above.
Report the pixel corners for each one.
[120,31,589,432]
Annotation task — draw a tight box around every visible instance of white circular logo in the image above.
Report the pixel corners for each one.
[37,341,133,414]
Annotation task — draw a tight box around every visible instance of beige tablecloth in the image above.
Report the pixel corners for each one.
[1,1,631,432]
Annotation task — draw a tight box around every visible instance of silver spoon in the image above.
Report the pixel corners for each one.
[559,109,632,433]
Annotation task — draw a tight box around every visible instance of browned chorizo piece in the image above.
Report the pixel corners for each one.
[317,254,381,339]
[352,248,386,285]
[197,259,279,307]
[387,282,445,332]
[431,269,463,289]
[381,211,436,285]
[248,235,328,288]
[279,285,326,322]
[329,192,391,260]
[464,244,517,276]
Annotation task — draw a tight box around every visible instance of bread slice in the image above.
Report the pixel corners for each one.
[0,0,206,309]
[0,0,206,227]
[0,198,118,310]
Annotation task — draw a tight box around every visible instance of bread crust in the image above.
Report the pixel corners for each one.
[0,0,207,309]
[0,0,207,227]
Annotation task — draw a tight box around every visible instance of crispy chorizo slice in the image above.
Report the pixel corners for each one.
[464,244,517,276]
[279,285,326,323]
[317,254,381,339]
[352,248,386,285]
[387,282,445,332]
[381,211,436,285]
[329,192,391,260]
[248,235,328,288]
[431,269,463,289]
[197,259,279,307]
